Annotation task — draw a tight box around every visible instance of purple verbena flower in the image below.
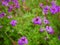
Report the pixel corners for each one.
[50,5,58,14]
[8,5,13,12]
[56,6,60,12]
[15,3,20,8]
[51,0,56,6]
[12,0,20,8]
[2,0,10,6]
[0,12,5,18]
[10,20,17,26]
[2,1,8,6]
[40,28,44,32]
[43,17,49,24]
[43,5,50,15]
[46,26,54,34]
[39,3,44,8]
[32,16,42,25]
[18,36,28,45]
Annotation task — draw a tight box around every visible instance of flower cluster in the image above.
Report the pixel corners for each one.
[39,0,60,15]
[32,0,56,35]
[0,0,60,45]
[1,0,20,12]
[0,0,20,27]
[18,36,28,45]
[32,16,54,34]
